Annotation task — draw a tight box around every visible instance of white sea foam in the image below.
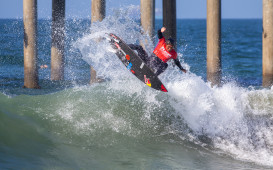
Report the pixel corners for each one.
[166,75,273,166]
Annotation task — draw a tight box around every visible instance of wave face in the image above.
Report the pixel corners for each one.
[0,6,272,170]
[1,81,273,169]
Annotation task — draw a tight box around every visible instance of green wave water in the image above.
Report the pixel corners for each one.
[1,81,273,169]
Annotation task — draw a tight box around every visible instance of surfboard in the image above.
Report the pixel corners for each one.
[107,33,167,92]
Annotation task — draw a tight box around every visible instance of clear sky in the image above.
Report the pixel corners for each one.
[0,0,262,19]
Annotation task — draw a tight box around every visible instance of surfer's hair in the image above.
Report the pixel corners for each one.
[166,38,175,46]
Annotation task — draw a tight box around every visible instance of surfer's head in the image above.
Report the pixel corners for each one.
[166,38,175,51]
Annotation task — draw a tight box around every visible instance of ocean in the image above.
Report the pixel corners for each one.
[1,7,273,169]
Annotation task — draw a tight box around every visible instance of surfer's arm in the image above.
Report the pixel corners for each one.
[157,29,164,39]
[157,27,166,39]
[174,59,187,73]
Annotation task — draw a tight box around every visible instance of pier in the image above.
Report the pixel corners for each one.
[51,0,65,81]
[207,0,221,86]
[163,0,176,48]
[141,0,155,39]
[22,0,273,88]
[263,0,273,87]
[23,0,39,88]
[90,0,105,84]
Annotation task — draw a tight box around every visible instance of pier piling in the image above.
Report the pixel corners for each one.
[90,0,105,84]
[51,0,65,81]
[141,0,155,38]
[207,0,221,86]
[263,0,273,87]
[163,0,176,46]
[91,0,105,22]
[23,0,39,89]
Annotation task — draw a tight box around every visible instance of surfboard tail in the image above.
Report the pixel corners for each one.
[161,84,168,92]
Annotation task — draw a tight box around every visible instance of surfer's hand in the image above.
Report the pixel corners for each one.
[182,69,187,73]
[161,27,166,33]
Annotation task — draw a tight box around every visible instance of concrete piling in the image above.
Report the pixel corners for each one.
[207,0,221,86]
[91,0,105,22]
[163,0,176,45]
[51,0,65,81]
[23,0,39,89]
[90,0,105,84]
[141,0,155,38]
[263,0,273,87]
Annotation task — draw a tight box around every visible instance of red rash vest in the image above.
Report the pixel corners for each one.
[153,37,177,63]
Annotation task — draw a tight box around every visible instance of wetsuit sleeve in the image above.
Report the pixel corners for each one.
[157,29,164,39]
[174,58,184,71]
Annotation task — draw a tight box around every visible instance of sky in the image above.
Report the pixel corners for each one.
[0,0,262,19]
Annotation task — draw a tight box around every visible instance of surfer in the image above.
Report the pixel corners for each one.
[128,27,187,76]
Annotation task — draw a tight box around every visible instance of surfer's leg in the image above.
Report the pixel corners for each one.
[128,44,149,63]
[147,54,167,75]
[155,63,168,76]
[128,44,140,50]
